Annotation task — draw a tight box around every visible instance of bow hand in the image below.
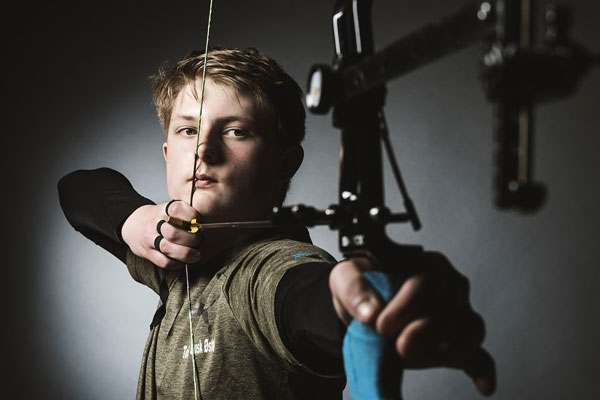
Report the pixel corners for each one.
[329,254,496,397]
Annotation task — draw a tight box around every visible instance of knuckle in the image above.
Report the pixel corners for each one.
[177,201,196,219]
[154,255,170,269]
[395,335,409,358]
[182,247,199,263]
[159,239,171,255]
[395,329,417,359]
[161,224,177,241]
[376,309,399,336]
[180,247,191,259]
[168,200,183,215]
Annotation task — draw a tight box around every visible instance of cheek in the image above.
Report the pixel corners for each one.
[248,152,281,188]
[227,149,276,189]
[167,144,193,171]
[165,145,195,194]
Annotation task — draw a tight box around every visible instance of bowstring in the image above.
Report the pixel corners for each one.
[186,1,214,398]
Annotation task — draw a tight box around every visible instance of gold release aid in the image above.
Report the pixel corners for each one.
[164,215,273,233]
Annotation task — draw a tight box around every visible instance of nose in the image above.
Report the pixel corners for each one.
[196,142,217,165]
[195,129,219,165]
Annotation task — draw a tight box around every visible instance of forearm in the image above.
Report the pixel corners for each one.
[58,168,155,262]
[275,262,345,375]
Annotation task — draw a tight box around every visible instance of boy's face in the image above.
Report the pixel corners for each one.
[163,79,287,223]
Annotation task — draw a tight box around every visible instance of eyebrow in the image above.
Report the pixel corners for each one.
[170,114,199,123]
[170,114,257,126]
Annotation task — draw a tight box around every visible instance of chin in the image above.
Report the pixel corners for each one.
[191,201,226,222]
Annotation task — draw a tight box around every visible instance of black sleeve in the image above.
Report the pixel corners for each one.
[57,168,155,263]
[275,262,346,375]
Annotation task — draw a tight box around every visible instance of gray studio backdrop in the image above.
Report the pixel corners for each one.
[6,0,599,398]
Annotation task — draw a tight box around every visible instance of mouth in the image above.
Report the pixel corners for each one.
[194,173,217,188]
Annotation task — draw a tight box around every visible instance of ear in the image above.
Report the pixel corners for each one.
[278,145,304,181]
[162,142,168,162]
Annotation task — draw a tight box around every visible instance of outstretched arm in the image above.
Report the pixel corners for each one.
[275,254,496,396]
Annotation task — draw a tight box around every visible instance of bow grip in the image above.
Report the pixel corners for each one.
[343,270,403,399]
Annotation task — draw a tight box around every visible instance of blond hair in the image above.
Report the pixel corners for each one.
[151,47,305,148]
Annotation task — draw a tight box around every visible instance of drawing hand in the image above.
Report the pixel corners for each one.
[121,200,203,269]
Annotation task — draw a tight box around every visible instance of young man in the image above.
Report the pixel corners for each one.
[59,48,495,399]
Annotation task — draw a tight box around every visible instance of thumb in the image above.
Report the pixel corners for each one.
[329,258,383,325]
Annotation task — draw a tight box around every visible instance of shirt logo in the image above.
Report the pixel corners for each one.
[183,338,215,359]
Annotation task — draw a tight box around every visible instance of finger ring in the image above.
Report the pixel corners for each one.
[165,199,179,216]
[156,220,166,236]
[154,235,164,253]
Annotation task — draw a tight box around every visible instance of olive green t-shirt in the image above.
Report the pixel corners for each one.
[126,234,345,399]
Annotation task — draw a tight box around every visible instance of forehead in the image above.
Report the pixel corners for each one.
[171,79,270,122]
[176,80,240,110]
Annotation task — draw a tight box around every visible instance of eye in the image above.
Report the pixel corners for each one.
[224,128,248,138]
[177,127,197,137]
